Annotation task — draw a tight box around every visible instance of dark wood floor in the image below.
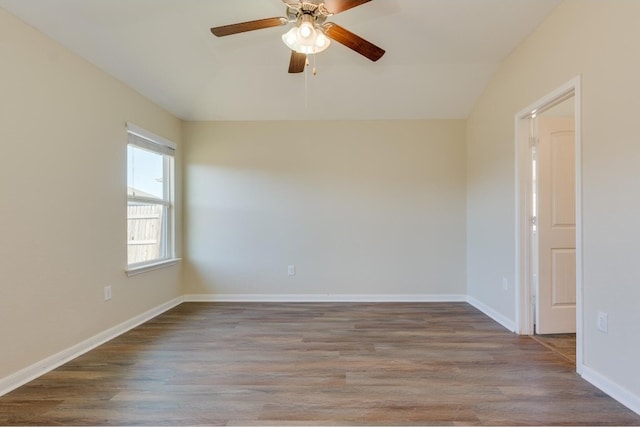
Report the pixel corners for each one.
[1,302,639,426]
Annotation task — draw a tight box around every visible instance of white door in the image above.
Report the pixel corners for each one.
[536,117,576,334]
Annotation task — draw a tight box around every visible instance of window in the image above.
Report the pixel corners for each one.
[126,124,176,271]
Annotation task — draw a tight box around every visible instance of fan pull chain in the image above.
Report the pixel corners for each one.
[303,55,320,108]
[304,56,309,108]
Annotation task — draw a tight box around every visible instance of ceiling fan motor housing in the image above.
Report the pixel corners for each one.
[286,1,331,26]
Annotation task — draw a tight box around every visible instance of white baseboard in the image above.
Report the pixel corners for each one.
[466,295,516,332]
[581,365,640,416]
[0,296,184,397]
[184,293,467,303]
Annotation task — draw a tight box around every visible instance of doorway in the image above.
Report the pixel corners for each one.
[515,77,583,373]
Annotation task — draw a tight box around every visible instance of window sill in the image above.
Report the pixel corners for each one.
[126,258,181,277]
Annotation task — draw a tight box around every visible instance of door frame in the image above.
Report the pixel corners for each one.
[514,76,583,374]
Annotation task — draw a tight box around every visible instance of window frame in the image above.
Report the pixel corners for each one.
[125,123,178,275]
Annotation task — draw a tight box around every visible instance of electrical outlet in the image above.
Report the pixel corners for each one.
[597,311,608,333]
[287,265,295,276]
[502,277,509,291]
[104,286,112,301]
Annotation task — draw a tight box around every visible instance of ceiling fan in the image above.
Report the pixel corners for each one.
[210,0,385,73]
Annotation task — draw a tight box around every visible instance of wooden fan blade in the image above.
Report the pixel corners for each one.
[288,51,307,73]
[211,17,287,37]
[323,23,385,62]
[322,0,371,15]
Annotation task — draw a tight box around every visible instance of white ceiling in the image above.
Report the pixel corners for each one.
[0,0,560,121]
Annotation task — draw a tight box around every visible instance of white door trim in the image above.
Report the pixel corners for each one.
[514,76,583,374]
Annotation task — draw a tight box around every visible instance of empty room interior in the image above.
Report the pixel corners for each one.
[1,0,640,425]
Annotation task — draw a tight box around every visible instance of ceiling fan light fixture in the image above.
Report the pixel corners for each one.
[281,14,331,55]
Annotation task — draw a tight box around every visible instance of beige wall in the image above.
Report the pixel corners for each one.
[4,0,639,412]
[184,120,467,298]
[467,0,640,400]
[0,9,182,379]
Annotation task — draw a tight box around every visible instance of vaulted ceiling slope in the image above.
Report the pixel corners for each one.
[0,0,560,121]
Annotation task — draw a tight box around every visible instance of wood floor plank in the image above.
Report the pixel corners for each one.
[1,302,639,425]
[532,333,577,363]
